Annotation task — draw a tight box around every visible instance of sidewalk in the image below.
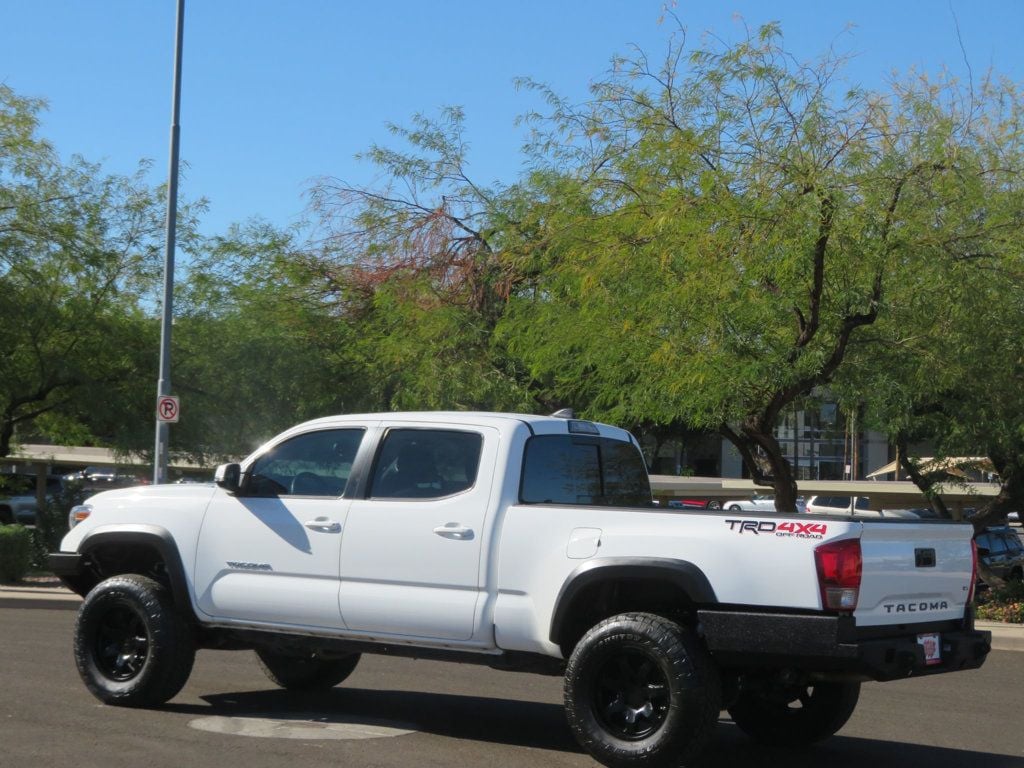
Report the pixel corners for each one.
[2,579,1022,652]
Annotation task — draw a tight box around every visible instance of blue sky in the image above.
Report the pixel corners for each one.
[2,1,1022,236]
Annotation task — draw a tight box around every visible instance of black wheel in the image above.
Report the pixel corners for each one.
[706,501,722,511]
[256,649,361,691]
[564,612,721,768]
[1010,567,1023,582]
[74,574,195,707]
[728,505,742,512]
[728,679,860,746]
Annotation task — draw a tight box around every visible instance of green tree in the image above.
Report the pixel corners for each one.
[306,107,535,414]
[500,26,1021,512]
[0,85,198,456]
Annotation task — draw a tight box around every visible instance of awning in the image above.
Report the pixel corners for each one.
[866,456,994,479]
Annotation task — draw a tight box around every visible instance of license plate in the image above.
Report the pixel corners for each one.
[917,633,942,665]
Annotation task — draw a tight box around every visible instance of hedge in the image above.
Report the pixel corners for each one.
[0,525,33,582]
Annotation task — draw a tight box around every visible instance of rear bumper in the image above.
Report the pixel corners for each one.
[698,609,991,682]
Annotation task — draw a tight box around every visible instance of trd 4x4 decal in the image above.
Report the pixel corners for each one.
[725,519,828,539]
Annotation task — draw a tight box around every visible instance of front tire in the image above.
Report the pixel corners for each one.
[256,649,361,691]
[564,612,721,768]
[74,574,195,707]
[728,679,860,746]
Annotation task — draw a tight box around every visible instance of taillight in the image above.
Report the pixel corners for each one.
[968,538,979,604]
[815,538,862,611]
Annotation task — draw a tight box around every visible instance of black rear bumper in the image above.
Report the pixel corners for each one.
[698,609,991,682]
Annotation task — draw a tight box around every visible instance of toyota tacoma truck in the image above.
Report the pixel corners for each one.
[50,411,990,768]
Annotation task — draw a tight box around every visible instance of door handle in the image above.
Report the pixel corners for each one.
[304,518,342,533]
[433,523,474,540]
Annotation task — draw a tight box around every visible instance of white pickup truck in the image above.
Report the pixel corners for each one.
[50,412,990,768]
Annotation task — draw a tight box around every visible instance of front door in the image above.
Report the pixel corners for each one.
[194,427,367,629]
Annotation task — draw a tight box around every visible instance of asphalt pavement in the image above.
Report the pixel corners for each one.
[1,606,1022,768]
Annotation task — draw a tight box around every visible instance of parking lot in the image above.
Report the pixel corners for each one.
[2,605,1022,768]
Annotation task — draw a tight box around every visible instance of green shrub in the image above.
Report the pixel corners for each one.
[30,483,83,570]
[0,525,33,582]
[975,580,1024,623]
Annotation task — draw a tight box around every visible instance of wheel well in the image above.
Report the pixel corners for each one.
[74,533,195,622]
[555,577,699,657]
[83,542,171,592]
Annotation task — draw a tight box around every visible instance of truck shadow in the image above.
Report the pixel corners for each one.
[164,687,1023,767]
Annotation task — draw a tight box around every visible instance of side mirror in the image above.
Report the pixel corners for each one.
[214,463,241,493]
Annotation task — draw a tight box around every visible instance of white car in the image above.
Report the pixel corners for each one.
[722,494,806,513]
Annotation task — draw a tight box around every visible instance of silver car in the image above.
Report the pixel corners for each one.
[721,494,806,513]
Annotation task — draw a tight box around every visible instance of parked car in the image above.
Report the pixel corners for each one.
[666,498,723,510]
[63,466,120,484]
[0,473,64,525]
[805,495,873,516]
[975,526,1024,584]
[720,494,806,513]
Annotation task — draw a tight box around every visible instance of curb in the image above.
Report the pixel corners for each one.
[976,620,1024,653]
[0,583,80,611]
[2,584,1022,651]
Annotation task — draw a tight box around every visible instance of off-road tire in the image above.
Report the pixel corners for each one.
[728,680,860,746]
[256,649,361,691]
[564,612,721,768]
[74,574,195,707]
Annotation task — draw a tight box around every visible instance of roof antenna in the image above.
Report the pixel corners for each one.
[550,408,575,419]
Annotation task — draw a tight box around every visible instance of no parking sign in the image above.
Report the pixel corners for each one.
[157,395,180,423]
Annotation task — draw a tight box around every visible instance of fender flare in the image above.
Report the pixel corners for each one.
[78,525,194,615]
[549,557,718,645]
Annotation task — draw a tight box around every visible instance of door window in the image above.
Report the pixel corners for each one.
[246,428,365,497]
[369,429,483,500]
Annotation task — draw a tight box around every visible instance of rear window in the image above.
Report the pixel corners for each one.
[520,435,651,507]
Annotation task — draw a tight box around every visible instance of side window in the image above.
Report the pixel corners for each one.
[370,429,483,500]
[520,435,652,506]
[854,497,870,511]
[521,438,601,504]
[247,429,365,498]
[1005,534,1024,553]
[988,535,1009,555]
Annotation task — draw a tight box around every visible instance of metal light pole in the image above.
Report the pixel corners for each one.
[154,0,185,485]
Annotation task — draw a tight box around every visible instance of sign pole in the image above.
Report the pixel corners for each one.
[154,0,185,485]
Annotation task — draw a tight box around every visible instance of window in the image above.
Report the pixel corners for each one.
[987,535,1009,555]
[520,435,651,507]
[370,429,483,500]
[247,428,365,497]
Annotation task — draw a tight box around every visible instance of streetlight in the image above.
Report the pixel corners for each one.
[154,0,185,484]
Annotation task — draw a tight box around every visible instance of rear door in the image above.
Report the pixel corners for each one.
[855,522,975,627]
[338,423,498,641]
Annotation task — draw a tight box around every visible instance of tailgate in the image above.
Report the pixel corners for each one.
[856,522,975,628]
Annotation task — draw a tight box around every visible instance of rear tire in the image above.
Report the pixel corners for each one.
[74,574,195,707]
[564,612,720,768]
[728,679,860,746]
[256,649,361,691]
